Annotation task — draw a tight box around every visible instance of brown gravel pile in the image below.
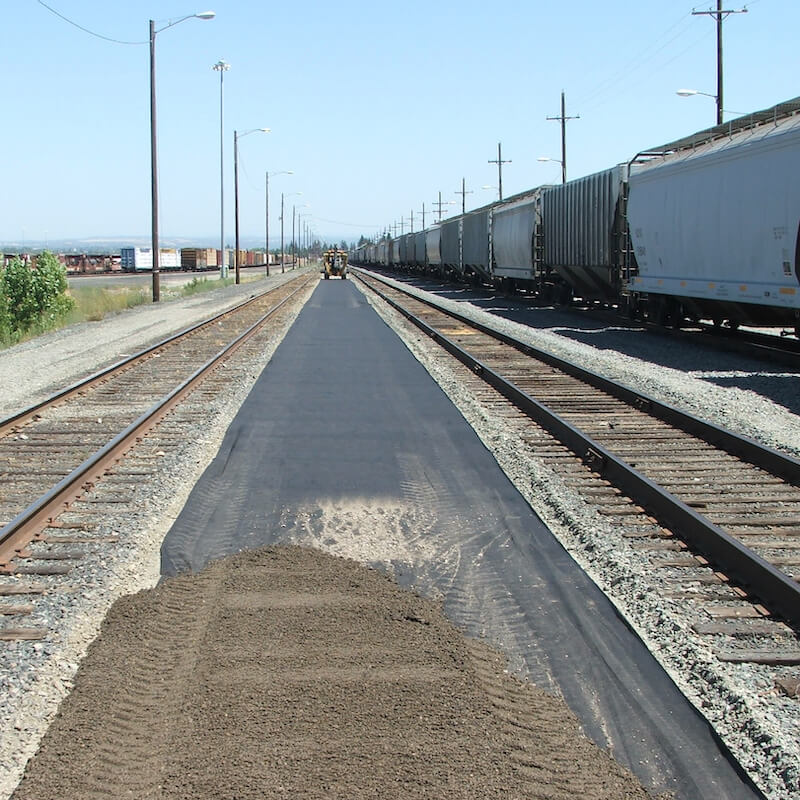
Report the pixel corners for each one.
[12,546,655,799]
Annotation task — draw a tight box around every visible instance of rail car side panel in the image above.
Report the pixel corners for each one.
[628,124,800,312]
[462,210,490,277]
[543,167,624,300]
[440,218,461,272]
[492,197,538,280]
[425,227,442,268]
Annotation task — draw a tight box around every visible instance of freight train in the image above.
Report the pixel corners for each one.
[351,97,800,336]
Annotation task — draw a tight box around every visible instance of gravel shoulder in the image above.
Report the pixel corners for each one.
[0,271,305,420]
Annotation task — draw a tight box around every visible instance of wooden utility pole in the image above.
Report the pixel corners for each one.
[692,1,747,126]
[547,91,579,185]
[487,143,511,201]
[455,177,473,214]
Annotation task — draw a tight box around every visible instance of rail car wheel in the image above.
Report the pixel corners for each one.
[556,284,573,306]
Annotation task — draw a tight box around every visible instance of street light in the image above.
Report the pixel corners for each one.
[212,59,230,279]
[537,156,565,184]
[675,90,745,120]
[234,127,270,284]
[150,11,215,302]
[266,170,293,276]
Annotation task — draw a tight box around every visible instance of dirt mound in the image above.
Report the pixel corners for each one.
[12,546,654,799]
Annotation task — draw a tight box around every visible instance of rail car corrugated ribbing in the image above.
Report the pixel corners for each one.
[352,98,800,336]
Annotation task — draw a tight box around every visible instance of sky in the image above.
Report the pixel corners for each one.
[2,0,797,250]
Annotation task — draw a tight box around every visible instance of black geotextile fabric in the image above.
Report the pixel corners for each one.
[161,279,762,800]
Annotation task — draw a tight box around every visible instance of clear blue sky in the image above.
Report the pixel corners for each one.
[2,0,796,249]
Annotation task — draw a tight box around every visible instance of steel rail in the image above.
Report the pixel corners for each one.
[356,270,800,485]
[356,271,800,629]
[0,280,300,436]
[0,278,312,568]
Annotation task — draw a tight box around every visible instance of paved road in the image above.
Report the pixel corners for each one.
[161,279,763,800]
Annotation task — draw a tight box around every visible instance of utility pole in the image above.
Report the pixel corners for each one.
[455,177,473,214]
[692,1,747,126]
[421,203,426,230]
[487,143,511,201]
[433,191,451,223]
[410,209,414,233]
[280,192,285,273]
[547,91,579,185]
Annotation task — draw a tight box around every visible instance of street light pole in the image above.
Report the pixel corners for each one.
[233,130,240,284]
[212,60,230,279]
[149,19,159,302]
[149,12,215,303]
[233,127,269,284]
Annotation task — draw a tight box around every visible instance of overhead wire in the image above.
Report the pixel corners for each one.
[572,12,694,109]
[36,1,145,45]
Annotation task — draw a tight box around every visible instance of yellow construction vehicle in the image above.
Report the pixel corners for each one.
[322,249,348,279]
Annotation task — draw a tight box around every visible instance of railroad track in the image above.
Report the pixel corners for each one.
[356,269,800,664]
[372,266,800,368]
[0,274,314,638]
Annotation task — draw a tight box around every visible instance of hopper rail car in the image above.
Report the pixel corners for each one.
[351,97,800,339]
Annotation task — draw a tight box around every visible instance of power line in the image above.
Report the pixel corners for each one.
[574,12,693,108]
[36,1,145,45]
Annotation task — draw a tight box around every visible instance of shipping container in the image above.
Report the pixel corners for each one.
[181,248,218,270]
[121,247,180,271]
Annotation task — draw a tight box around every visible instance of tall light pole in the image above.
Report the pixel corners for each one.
[212,59,230,279]
[692,2,747,126]
[266,170,292,276]
[150,11,215,302]
[234,127,270,284]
